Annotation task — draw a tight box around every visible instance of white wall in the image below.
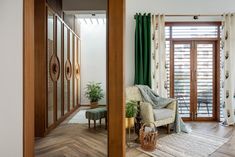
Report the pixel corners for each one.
[80,19,107,105]
[0,0,23,157]
[125,0,235,86]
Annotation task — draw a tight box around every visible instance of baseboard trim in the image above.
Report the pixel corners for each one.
[80,104,107,107]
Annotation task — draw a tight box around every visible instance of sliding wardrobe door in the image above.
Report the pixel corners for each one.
[35,5,82,136]
[78,39,81,104]
[56,18,62,120]
[64,26,69,114]
[74,36,80,107]
[47,10,55,127]
[69,32,74,110]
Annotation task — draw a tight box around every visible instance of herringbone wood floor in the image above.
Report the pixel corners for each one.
[35,109,235,157]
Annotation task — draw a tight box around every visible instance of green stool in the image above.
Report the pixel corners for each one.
[85,107,107,129]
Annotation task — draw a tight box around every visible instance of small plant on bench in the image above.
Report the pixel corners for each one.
[85,82,104,108]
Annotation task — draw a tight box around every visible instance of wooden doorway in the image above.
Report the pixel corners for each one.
[23,0,126,157]
[172,40,217,121]
[166,22,221,121]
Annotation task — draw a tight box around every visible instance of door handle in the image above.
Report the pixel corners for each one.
[190,112,193,118]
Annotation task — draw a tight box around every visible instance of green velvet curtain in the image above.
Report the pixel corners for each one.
[134,13,151,87]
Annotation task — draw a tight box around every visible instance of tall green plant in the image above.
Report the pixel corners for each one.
[85,82,104,102]
[126,101,138,118]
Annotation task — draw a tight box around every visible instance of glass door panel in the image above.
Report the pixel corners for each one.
[57,18,62,119]
[64,26,68,114]
[69,32,74,110]
[47,11,54,127]
[196,43,214,118]
[74,36,79,107]
[173,43,191,118]
[78,39,81,104]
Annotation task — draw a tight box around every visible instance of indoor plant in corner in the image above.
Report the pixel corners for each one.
[126,100,138,129]
[85,82,104,109]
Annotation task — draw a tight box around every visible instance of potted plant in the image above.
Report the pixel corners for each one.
[126,100,138,129]
[85,82,104,108]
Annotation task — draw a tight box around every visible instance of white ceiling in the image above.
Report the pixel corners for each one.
[76,13,106,25]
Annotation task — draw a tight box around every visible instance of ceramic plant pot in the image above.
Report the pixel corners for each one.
[125,117,135,129]
[90,102,98,109]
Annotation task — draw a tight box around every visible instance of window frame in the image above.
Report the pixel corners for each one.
[165,22,222,121]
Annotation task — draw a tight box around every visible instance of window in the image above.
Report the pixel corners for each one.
[165,22,222,120]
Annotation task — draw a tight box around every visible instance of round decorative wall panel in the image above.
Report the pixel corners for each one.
[75,63,80,79]
[65,60,72,80]
[49,55,60,82]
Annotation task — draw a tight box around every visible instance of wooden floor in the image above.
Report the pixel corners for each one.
[35,108,108,157]
[35,109,235,157]
[127,122,235,157]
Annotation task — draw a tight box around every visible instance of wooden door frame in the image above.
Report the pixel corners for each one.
[171,40,219,121]
[23,0,126,157]
[168,22,221,122]
[23,0,34,156]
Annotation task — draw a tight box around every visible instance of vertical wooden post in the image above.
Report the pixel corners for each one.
[108,0,126,156]
[23,0,35,156]
[34,0,47,137]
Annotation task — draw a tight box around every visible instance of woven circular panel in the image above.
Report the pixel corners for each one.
[65,60,72,80]
[49,55,60,82]
[75,63,80,79]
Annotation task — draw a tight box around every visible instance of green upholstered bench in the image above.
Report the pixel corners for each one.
[85,107,107,129]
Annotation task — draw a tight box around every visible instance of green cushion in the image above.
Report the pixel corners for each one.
[85,107,107,120]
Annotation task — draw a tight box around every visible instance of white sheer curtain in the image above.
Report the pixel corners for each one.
[151,14,167,97]
[221,13,235,125]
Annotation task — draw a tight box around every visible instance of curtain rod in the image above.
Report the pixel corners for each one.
[157,14,234,17]
[134,14,233,19]
[164,14,223,17]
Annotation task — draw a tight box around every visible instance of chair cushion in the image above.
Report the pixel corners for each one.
[153,108,174,121]
[126,86,143,102]
[140,102,155,124]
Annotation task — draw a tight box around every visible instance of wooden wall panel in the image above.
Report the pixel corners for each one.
[34,0,47,137]
[23,0,35,156]
[108,0,126,156]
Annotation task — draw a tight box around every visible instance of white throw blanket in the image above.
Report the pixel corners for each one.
[136,85,191,133]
